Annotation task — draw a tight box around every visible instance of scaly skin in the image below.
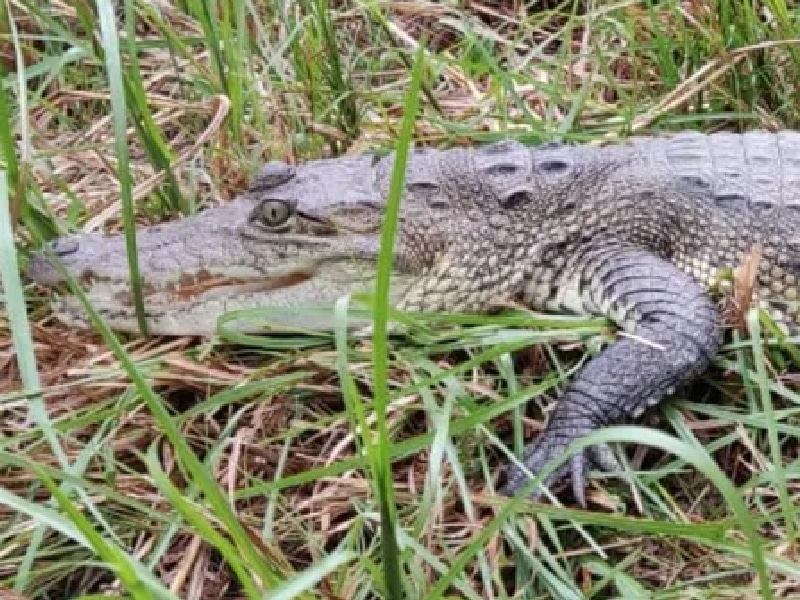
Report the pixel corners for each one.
[27,131,800,504]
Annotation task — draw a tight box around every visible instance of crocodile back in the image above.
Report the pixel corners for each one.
[642,130,800,217]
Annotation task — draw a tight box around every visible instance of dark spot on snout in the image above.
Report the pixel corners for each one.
[49,238,80,257]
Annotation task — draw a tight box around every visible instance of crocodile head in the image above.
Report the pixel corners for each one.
[27,155,414,336]
[28,139,605,336]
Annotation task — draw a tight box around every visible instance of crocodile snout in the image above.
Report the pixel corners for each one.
[28,248,64,287]
[27,237,86,286]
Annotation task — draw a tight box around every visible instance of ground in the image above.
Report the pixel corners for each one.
[3,1,800,599]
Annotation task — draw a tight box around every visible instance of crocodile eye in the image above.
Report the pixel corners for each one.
[255,200,292,228]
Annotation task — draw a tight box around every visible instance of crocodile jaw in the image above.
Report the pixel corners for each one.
[29,238,390,336]
[39,261,389,336]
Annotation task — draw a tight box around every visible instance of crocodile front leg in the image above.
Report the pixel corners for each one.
[504,245,722,505]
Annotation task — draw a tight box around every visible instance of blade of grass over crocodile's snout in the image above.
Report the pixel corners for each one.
[99,3,148,337]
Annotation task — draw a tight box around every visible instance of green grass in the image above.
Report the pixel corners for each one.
[3,1,800,599]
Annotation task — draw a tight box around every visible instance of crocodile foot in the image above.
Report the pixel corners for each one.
[502,440,621,507]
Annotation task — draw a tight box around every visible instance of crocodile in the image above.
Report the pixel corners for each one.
[27,130,800,506]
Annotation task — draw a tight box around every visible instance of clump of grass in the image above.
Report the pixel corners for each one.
[3,1,800,599]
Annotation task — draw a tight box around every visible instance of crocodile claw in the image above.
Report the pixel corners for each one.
[502,441,620,507]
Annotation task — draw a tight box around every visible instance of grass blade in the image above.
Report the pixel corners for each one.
[95,0,148,335]
[367,43,425,600]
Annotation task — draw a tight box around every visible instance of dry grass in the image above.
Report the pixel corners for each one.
[4,1,800,599]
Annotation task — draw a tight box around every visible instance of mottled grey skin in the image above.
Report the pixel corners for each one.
[28,131,800,505]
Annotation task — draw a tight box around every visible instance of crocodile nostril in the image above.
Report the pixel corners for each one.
[49,238,79,257]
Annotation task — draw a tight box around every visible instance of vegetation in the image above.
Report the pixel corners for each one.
[3,0,800,598]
